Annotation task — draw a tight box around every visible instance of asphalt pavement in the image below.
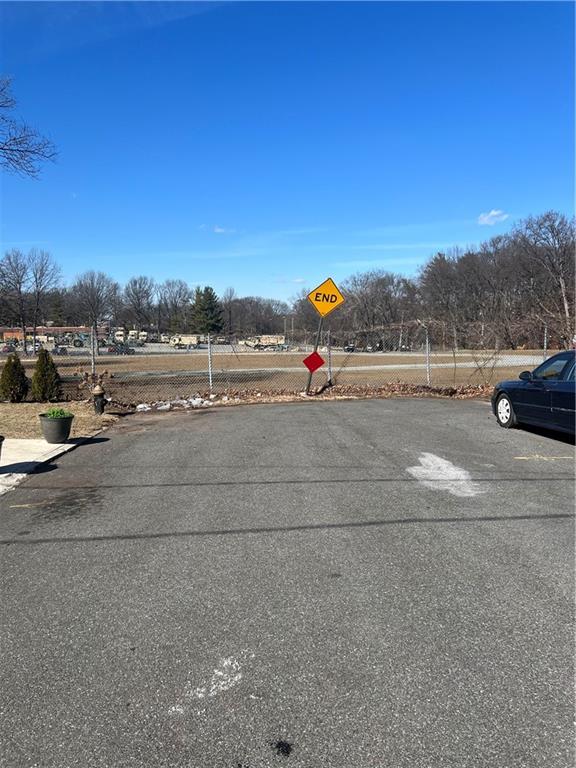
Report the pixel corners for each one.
[0,398,574,768]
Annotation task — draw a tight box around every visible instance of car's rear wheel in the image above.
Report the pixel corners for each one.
[496,393,517,428]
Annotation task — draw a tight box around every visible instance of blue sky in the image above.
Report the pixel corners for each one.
[1,1,573,302]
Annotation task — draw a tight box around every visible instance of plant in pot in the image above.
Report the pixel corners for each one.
[39,407,74,444]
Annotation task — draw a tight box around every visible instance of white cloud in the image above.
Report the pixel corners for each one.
[274,277,307,285]
[478,209,509,226]
[212,225,236,234]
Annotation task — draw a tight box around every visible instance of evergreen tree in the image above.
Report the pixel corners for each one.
[49,290,66,325]
[31,349,61,402]
[202,286,223,334]
[191,286,223,334]
[0,352,29,402]
[190,286,204,331]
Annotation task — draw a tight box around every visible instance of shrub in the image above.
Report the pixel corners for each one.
[43,407,73,419]
[31,349,62,402]
[0,353,29,402]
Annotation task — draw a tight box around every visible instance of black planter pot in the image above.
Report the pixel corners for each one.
[39,415,74,444]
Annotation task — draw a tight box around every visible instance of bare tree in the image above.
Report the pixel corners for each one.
[229,296,290,337]
[514,212,575,344]
[157,279,191,332]
[291,289,319,339]
[0,249,30,352]
[221,287,236,336]
[109,283,127,330]
[71,271,117,373]
[124,276,155,330]
[29,249,61,348]
[0,76,57,177]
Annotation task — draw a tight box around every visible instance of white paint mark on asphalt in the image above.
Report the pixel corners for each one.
[186,657,243,701]
[169,652,250,716]
[192,657,240,699]
[406,453,483,497]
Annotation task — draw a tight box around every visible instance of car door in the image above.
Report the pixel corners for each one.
[516,353,574,425]
[550,360,576,433]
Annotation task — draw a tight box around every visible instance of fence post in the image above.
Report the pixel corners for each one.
[90,325,96,375]
[207,333,213,394]
[425,326,431,386]
[327,329,332,384]
[543,324,548,362]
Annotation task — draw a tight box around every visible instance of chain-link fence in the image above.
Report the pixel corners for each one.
[41,320,563,406]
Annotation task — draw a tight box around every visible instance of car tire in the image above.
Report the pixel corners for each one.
[496,393,517,429]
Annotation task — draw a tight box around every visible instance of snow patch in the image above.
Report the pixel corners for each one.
[135,397,214,412]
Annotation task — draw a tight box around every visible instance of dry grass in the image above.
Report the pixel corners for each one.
[4,348,547,376]
[0,401,121,439]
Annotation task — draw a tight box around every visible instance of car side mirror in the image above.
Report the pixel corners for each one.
[519,371,532,381]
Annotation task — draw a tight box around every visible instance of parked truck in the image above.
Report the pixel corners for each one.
[240,335,286,350]
[169,334,205,349]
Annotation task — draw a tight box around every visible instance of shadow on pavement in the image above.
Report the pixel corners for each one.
[0,462,58,475]
[2,511,573,546]
[518,425,575,446]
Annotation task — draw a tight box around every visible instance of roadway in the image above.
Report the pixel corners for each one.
[0,399,573,767]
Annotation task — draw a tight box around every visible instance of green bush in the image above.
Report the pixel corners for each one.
[43,407,73,419]
[31,349,62,402]
[0,353,29,403]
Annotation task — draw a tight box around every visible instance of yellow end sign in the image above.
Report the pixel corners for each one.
[308,278,345,317]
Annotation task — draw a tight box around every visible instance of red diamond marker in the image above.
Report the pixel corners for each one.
[303,351,325,373]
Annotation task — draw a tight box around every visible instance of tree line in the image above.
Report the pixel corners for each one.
[295,210,575,350]
[1,211,574,352]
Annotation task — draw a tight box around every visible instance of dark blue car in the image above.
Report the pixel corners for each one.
[491,350,575,434]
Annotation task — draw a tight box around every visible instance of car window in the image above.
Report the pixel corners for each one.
[565,363,575,382]
[532,354,573,380]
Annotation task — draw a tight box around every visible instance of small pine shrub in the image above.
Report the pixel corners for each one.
[0,353,30,403]
[31,349,62,402]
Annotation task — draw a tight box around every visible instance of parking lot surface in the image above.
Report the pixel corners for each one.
[0,399,574,767]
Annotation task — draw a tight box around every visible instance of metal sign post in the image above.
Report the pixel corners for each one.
[327,329,332,385]
[305,317,324,395]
